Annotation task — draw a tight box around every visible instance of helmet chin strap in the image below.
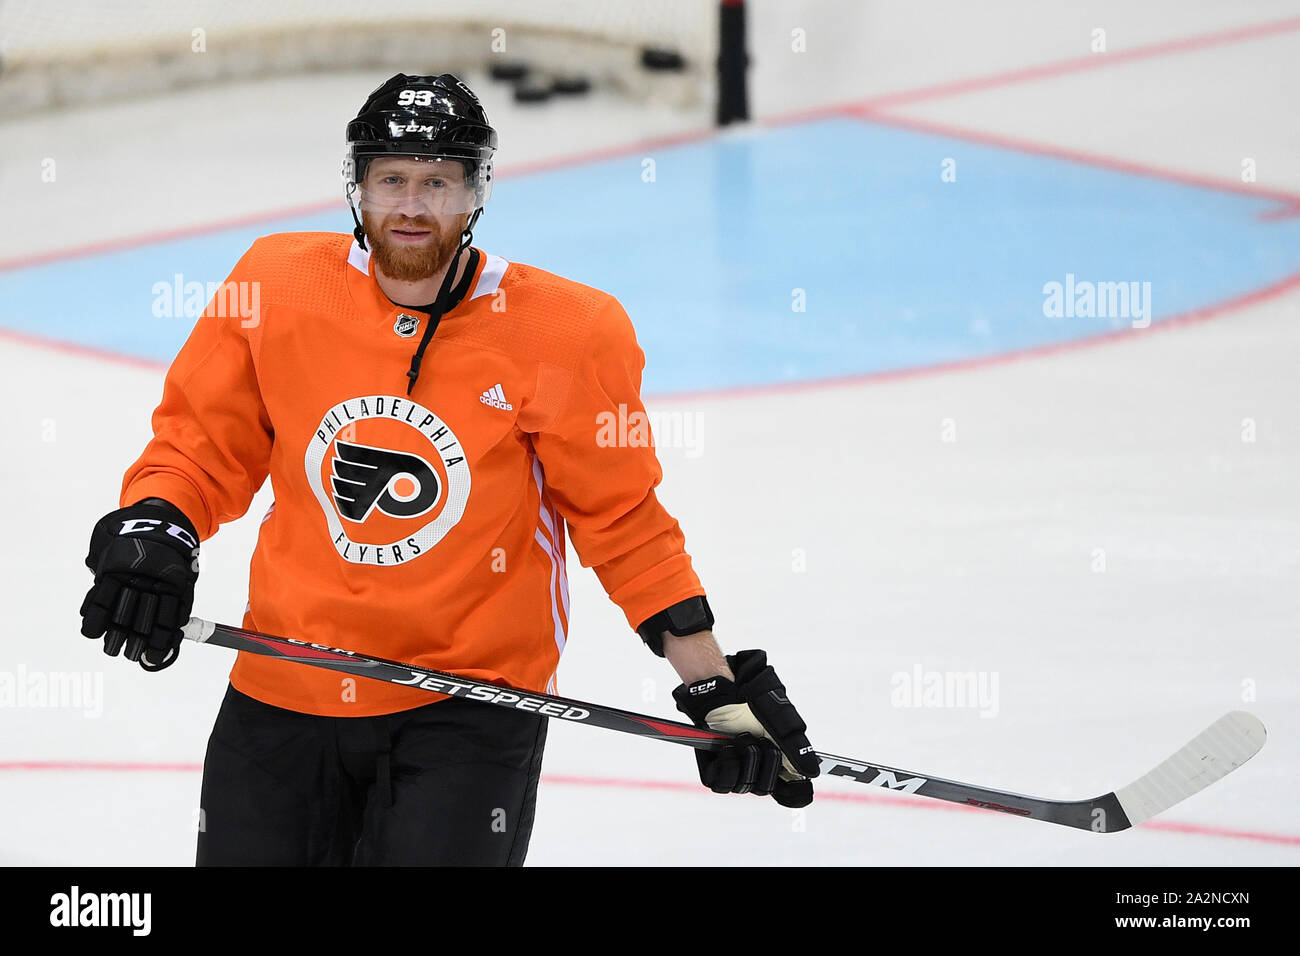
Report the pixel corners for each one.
[347,180,369,250]
[351,203,368,250]
[405,207,483,395]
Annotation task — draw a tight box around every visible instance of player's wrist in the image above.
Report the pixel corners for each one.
[636,594,714,657]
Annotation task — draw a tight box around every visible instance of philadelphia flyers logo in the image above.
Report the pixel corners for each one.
[305,395,471,566]
[331,440,441,521]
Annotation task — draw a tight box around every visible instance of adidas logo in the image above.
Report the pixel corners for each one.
[479,383,513,411]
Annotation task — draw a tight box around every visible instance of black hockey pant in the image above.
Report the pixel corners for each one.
[195,684,547,866]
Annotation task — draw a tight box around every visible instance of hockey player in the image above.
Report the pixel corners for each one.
[78,73,820,866]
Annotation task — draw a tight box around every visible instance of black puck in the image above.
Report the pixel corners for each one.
[513,81,552,103]
[551,74,592,95]
[641,47,687,71]
[489,61,529,82]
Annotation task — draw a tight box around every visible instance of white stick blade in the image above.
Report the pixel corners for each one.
[1114,711,1267,827]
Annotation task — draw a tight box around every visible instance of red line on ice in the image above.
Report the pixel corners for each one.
[6,267,1298,398]
[844,15,1300,112]
[0,325,167,371]
[2,15,1296,394]
[839,108,1300,215]
[3,760,1296,847]
[0,127,717,275]
[644,269,1300,404]
[4,15,1297,276]
[6,268,1299,396]
[0,760,204,772]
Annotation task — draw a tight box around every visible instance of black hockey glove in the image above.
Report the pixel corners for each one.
[79,500,200,672]
[672,649,820,808]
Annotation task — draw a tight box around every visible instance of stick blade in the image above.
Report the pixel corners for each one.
[1113,711,1267,827]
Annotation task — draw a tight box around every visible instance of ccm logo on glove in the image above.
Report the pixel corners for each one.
[80,500,201,671]
[673,649,820,808]
[119,517,199,550]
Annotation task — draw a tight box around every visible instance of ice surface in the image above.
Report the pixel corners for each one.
[1,0,1296,865]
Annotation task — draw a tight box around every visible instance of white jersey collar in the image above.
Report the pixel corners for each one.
[347,238,509,301]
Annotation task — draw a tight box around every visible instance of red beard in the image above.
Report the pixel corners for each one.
[362,210,465,283]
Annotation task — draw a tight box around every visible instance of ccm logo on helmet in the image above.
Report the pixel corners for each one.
[389,120,436,135]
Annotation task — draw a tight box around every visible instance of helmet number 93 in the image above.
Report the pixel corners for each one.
[398,89,436,107]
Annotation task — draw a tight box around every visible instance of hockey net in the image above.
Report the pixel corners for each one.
[0,0,731,118]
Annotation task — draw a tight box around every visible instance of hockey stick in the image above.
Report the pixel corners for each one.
[182,617,1266,833]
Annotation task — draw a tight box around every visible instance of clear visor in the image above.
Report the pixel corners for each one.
[351,157,489,217]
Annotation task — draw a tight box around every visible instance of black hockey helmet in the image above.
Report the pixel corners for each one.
[343,73,497,245]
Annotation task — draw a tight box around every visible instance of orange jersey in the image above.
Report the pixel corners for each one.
[120,232,705,716]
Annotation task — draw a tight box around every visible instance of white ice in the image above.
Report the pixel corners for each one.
[1,0,1296,865]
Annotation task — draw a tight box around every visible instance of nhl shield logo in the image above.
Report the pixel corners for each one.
[393,313,419,338]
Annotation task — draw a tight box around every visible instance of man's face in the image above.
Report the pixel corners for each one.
[359,156,473,284]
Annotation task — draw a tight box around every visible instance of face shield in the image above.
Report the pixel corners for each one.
[345,154,492,220]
